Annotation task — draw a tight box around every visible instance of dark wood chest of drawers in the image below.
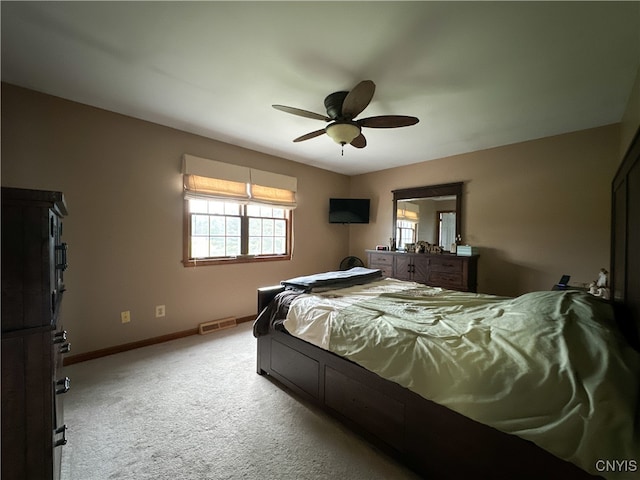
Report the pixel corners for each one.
[1,187,70,480]
[367,250,479,292]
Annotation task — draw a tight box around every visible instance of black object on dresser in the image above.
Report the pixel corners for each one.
[1,187,70,480]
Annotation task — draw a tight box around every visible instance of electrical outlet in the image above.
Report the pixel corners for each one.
[155,305,166,318]
[121,311,131,323]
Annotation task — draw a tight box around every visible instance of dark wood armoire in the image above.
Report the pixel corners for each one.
[1,187,71,480]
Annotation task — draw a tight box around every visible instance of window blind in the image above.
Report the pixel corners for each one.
[397,201,419,221]
[182,154,297,208]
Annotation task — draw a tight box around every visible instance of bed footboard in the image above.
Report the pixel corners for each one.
[256,330,597,479]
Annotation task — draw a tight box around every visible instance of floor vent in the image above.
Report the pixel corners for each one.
[198,317,237,335]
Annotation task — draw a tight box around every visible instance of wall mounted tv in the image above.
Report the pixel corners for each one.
[329,198,370,224]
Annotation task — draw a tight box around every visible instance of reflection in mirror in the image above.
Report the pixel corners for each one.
[392,183,463,253]
[397,196,456,249]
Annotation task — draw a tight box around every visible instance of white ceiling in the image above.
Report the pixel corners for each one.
[2,1,639,176]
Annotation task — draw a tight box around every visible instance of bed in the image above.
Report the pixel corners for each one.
[253,129,640,480]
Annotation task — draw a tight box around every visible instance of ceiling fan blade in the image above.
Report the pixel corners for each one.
[350,133,367,149]
[341,80,375,119]
[293,128,326,143]
[358,115,419,128]
[273,105,330,122]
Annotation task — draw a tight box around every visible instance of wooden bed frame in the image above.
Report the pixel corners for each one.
[255,129,640,479]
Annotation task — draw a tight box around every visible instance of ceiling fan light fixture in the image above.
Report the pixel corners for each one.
[325,122,360,145]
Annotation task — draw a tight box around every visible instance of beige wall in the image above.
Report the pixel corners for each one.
[349,125,620,296]
[1,84,350,354]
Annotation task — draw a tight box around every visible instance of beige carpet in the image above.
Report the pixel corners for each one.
[61,321,421,479]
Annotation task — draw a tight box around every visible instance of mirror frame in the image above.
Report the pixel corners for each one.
[392,182,463,248]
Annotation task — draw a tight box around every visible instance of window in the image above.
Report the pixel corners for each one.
[396,202,418,249]
[247,205,288,255]
[396,219,417,248]
[182,154,296,266]
[187,199,290,262]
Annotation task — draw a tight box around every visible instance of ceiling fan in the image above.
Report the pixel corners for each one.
[272,80,419,154]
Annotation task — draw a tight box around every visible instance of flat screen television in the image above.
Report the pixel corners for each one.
[329,198,370,224]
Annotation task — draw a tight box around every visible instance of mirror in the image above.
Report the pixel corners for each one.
[392,182,463,253]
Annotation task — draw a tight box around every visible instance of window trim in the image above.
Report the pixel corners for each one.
[182,199,292,267]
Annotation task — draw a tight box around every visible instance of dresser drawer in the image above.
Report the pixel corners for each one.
[369,253,393,267]
[427,271,463,289]
[428,257,463,273]
[376,266,393,277]
[368,252,394,278]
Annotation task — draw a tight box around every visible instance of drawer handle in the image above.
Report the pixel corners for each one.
[59,342,71,354]
[53,330,68,344]
[54,425,67,447]
[56,377,71,395]
[55,243,68,271]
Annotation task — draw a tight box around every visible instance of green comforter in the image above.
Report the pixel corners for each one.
[284,279,640,479]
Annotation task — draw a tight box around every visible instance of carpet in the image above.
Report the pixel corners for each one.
[60,321,421,479]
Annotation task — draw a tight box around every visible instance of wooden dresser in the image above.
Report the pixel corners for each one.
[1,187,70,480]
[366,250,479,292]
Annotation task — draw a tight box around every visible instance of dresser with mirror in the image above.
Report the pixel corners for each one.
[367,182,479,292]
